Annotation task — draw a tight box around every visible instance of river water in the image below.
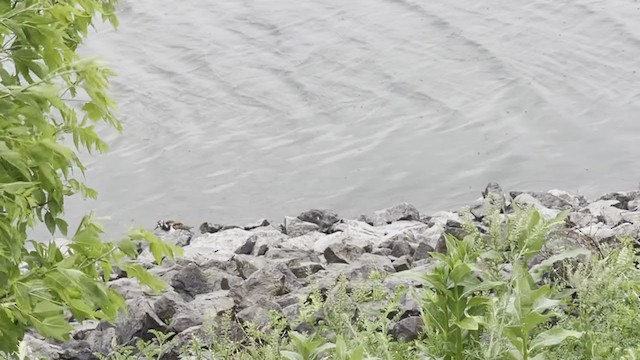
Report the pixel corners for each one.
[64,0,640,238]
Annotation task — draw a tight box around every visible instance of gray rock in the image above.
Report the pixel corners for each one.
[284,216,320,237]
[412,241,434,261]
[621,211,640,224]
[297,209,340,233]
[372,203,420,226]
[23,334,63,359]
[234,254,268,279]
[567,211,595,229]
[482,182,506,210]
[390,316,424,342]
[170,263,241,297]
[107,278,147,301]
[153,290,186,323]
[278,231,324,252]
[170,291,234,333]
[582,200,623,226]
[250,226,290,256]
[265,248,321,263]
[230,263,302,308]
[115,297,168,345]
[313,229,376,254]
[236,298,282,330]
[372,247,393,256]
[289,261,325,278]
[392,255,412,272]
[324,243,366,264]
[390,240,414,258]
[599,191,640,210]
[155,229,192,247]
[513,193,559,219]
[244,218,270,230]
[190,228,259,255]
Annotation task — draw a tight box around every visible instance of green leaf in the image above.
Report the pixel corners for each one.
[44,211,55,234]
[530,328,582,352]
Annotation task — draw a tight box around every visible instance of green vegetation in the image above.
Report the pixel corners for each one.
[0,0,179,355]
[94,205,640,359]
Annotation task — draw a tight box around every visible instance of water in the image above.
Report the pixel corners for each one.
[63,0,640,239]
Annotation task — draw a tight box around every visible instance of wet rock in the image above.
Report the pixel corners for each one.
[324,243,366,264]
[392,255,412,272]
[372,203,420,226]
[297,209,340,233]
[390,316,424,342]
[284,216,320,237]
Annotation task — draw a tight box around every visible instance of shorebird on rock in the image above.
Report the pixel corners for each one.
[155,220,192,232]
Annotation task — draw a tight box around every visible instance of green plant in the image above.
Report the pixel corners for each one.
[334,334,366,360]
[408,233,501,360]
[280,331,335,360]
[0,0,180,354]
[95,329,175,360]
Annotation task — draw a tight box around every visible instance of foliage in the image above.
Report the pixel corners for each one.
[0,0,180,354]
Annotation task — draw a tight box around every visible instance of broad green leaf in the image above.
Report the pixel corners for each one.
[530,328,583,352]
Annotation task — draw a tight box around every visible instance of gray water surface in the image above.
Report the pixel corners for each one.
[65,0,640,238]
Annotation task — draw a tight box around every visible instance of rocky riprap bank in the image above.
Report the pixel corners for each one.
[23,183,640,359]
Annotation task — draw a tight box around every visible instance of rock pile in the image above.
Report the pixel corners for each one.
[24,183,640,359]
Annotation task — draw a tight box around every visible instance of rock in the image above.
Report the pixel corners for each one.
[289,261,325,278]
[250,226,290,256]
[390,316,424,342]
[392,255,412,272]
[599,191,640,210]
[108,278,148,301]
[513,193,559,219]
[582,200,623,226]
[372,203,420,226]
[284,216,320,237]
[567,211,595,229]
[244,218,270,230]
[155,229,192,247]
[23,334,63,359]
[297,209,341,233]
[324,243,366,264]
[621,211,640,224]
[170,291,234,333]
[277,232,324,252]
[390,240,414,258]
[115,297,169,345]
[170,263,241,298]
[372,247,393,256]
[265,248,321,263]
[510,191,581,211]
[482,182,506,210]
[236,298,282,330]
[313,229,376,254]
[356,214,374,226]
[153,290,186,323]
[230,262,302,308]
[234,254,268,279]
[190,228,258,255]
[412,241,434,261]
[199,222,241,234]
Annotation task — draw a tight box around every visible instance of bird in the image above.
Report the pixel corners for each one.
[155,220,192,232]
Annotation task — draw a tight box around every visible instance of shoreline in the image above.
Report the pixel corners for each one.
[24,183,640,359]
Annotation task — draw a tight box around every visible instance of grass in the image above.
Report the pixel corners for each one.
[18,202,640,360]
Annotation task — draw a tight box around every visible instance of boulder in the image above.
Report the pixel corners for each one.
[284,216,320,237]
[582,200,623,226]
[170,263,241,298]
[230,262,302,308]
[170,291,234,333]
[243,218,270,230]
[154,229,192,247]
[513,193,559,219]
[324,243,366,264]
[115,297,168,345]
[234,254,269,279]
[390,316,424,342]
[482,182,506,210]
[190,228,258,254]
[236,298,282,330]
[390,240,414,258]
[392,255,412,272]
[297,209,340,233]
[412,241,434,261]
[372,203,420,226]
[289,261,325,278]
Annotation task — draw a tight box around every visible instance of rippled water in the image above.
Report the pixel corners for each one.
[64,0,640,238]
